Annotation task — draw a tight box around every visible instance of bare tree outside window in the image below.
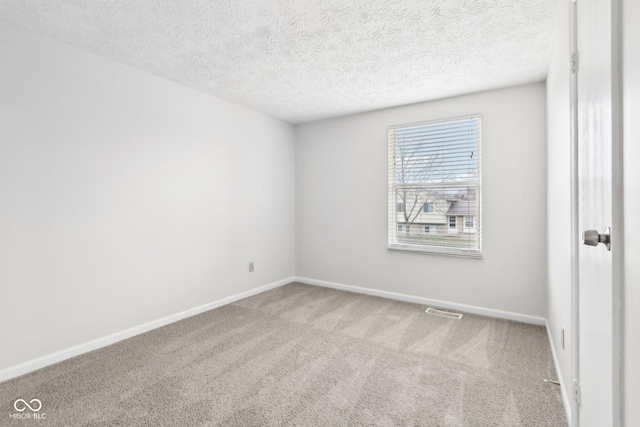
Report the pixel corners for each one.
[395,139,453,229]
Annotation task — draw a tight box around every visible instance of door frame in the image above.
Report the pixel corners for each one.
[570,0,624,425]
[569,2,580,425]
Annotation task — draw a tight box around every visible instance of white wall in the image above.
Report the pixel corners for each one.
[622,0,640,424]
[545,0,573,419]
[0,22,295,373]
[295,83,548,317]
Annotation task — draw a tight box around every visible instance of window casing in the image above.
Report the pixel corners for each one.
[388,115,482,258]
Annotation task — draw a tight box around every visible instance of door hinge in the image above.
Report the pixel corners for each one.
[571,52,578,74]
[573,380,581,405]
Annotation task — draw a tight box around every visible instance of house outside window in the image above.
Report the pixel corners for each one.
[388,115,482,258]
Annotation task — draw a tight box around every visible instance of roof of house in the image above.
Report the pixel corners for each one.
[445,199,477,216]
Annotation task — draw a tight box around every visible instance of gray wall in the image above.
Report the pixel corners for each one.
[0,23,295,372]
[295,83,548,317]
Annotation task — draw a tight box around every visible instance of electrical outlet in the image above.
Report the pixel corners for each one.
[249,262,254,272]
[561,327,565,350]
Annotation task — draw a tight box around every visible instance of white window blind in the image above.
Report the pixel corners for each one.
[388,115,482,258]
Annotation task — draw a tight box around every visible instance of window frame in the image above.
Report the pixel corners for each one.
[387,114,482,259]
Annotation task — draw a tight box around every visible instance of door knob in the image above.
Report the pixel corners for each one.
[582,227,611,251]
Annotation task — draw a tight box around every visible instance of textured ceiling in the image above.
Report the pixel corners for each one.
[0,0,559,123]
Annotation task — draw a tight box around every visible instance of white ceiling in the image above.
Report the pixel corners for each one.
[0,0,559,124]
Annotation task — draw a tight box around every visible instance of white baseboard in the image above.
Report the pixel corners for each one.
[545,320,573,426]
[0,277,294,383]
[294,276,546,326]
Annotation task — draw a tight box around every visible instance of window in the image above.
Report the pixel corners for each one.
[388,115,482,258]
[423,225,438,234]
[465,216,475,228]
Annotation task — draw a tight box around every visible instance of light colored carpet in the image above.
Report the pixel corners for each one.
[0,283,567,426]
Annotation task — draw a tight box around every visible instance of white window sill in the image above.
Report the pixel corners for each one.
[388,243,483,259]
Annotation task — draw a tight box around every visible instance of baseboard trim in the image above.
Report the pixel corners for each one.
[545,320,573,426]
[294,276,546,326]
[0,277,294,383]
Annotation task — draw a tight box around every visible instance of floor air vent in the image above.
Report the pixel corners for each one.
[425,307,463,320]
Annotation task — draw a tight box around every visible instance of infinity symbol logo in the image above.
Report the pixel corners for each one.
[13,398,42,412]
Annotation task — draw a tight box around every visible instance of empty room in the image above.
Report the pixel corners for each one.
[0,1,637,426]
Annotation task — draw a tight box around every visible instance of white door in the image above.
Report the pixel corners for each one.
[447,216,457,235]
[575,0,621,425]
